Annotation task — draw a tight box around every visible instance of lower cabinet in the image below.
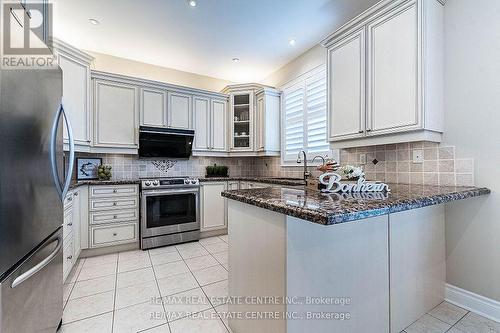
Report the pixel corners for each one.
[88,184,139,248]
[200,182,227,232]
[63,189,81,282]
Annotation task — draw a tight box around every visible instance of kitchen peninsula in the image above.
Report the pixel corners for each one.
[222,184,490,333]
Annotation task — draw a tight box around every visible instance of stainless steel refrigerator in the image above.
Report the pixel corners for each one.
[0,67,75,332]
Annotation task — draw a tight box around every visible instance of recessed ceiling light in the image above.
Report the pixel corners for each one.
[188,0,197,7]
[89,18,100,25]
[232,58,240,63]
[289,39,296,46]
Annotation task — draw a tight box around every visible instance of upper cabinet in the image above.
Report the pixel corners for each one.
[222,84,281,157]
[168,92,192,129]
[52,39,94,151]
[323,0,444,148]
[193,97,228,153]
[140,87,166,128]
[93,77,139,151]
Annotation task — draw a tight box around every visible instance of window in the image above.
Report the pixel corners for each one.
[281,65,330,165]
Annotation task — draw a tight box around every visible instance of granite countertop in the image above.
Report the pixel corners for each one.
[199,177,305,186]
[221,183,491,225]
[69,179,140,190]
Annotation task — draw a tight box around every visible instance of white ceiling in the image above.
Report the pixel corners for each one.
[52,0,379,83]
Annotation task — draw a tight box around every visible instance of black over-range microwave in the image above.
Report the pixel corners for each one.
[139,126,194,158]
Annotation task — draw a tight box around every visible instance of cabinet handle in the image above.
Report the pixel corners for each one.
[367,129,372,132]
[113,215,118,219]
[112,233,117,236]
[67,255,73,260]
[74,192,78,197]
[358,130,364,133]
[113,189,117,193]
[113,202,117,206]
[67,222,73,226]
[68,197,73,202]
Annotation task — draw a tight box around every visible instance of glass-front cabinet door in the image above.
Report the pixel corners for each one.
[230,92,254,151]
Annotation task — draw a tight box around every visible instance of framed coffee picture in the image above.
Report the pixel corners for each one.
[76,158,102,180]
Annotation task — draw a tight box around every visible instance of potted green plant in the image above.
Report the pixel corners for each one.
[206,164,229,178]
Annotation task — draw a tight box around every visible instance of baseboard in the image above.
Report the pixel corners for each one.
[445,284,500,323]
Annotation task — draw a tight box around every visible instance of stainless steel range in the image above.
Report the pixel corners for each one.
[140,177,200,249]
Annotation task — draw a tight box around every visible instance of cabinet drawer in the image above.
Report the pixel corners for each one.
[91,223,137,248]
[89,197,138,211]
[63,208,73,240]
[90,209,138,225]
[63,237,74,282]
[90,185,138,198]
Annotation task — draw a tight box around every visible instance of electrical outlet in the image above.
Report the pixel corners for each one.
[359,153,367,165]
[412,149,424,164]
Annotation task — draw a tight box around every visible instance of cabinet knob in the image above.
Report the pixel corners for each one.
[67,255,73,260]
[113,202,117,206]
[68,197,73,201]
[67,222,73,226]
[112,233,117,236]
[113,189,118,193]
[74,192,78,197]
[113,215,118,219]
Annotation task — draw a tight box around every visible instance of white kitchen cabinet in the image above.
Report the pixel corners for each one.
[53,39,93,150]
[71,188,82,259]
[255,88,280,154]
[327,29,365,141]
[229,91,254,152]
[194,97,210,151]
[193,97,228,153]
[201,182,227,232]
[211,99,228,151]
[93,78,139,150]
[140,87,166,127]
[323,0,444,148]
[168,92,192,129]
[227,181,240,190]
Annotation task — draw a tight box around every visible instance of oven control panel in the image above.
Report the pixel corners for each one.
[141,178,199,189]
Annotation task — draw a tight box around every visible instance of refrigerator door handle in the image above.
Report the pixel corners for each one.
[10,236,62,288]
[50,104,75,201]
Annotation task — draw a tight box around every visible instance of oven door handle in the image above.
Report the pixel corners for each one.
[142,189,200,196]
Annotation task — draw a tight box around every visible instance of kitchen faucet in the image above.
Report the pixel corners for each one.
[297,150,310,182]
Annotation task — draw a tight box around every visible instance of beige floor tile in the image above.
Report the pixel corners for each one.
[118,249,150,262]
[60,312,113,333]
[70,275,115,299]
[154,261,190,279]
[212,251,228,265]
[157,272,199,297]
[82,254,117,268]
[148,245,178,256]
[115,280,161,310]
[199,237,225,246]
[177,244,209,259]
[118,255,152,273]
[117,267,156,289]
[202,280,228,307]
[184,255,219,271]
[64,263,83,285]
[428,301,468,325]
[150,251,183,266]
[113,301,167,333]
[192,265,228,286]
[169,308,228,333]
[62,291,114,324]
[405,314,451,333]
[203,243,228,255]
[139,324,171,332]
[218,235,228,243]
[454,312,500,333]
[214,303,229,327]
[163,288,212,322]
[77,263,116,281]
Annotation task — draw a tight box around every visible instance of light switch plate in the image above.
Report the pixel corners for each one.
[412,149,424,164]
[359,153,367,165]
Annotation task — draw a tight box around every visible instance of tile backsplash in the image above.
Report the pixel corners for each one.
[74,141,474,187]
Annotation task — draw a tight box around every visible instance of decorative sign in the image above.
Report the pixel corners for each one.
[318,173,390,193]
[76,157,102,180]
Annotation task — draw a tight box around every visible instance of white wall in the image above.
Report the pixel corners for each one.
[262,45,326,88]
[444,0,500,301]
[88,51,233,92]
